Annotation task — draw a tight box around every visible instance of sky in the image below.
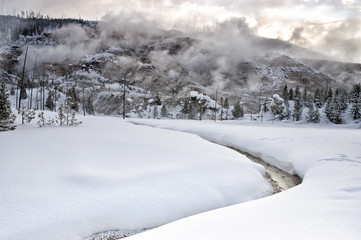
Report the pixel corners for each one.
[2,0,361,62]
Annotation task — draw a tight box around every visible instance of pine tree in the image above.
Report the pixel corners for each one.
[282,85,289,101]
[325,97,332,120]
[69,112,82,126]
[350,97,361,120]
[289,88,294,100]
[302,88,308,105]
[232,101,244,119]
[293,87,303,121]
[0,82,16,131]
[37,111,46,127]
[350,84,360,103]
[327,88,333,101]
[45,91,55,111]
[57,104,66,126]
[314,88,323,108]
[18,108,35,124]
[161,105,168,118]
[306,104,320,123]
[325,97,342,124]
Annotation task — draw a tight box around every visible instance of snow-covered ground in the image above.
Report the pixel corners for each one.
[126,119,361,240]
[0,113,270,240]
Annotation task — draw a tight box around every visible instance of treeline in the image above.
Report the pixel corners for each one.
[270,84,361,124]
[0,15,94,42]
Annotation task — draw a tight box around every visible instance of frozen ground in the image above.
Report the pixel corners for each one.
[0,113,271,240]
[127,119,361,240]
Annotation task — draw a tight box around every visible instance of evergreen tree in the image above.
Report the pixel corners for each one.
[293,87,303,121]
[306,104,320,123]
[66,87,79,111]
[289,88,294,100]
[57,104,65,126]
[314,88,323,108]
[37,111,46,127]
[293,98,303,121]
[69,112,82,126]
[325,97,332,120]
[350,97,361,120]
[350,84,360,103]
[0,82,16,131]
[337,91,348,113]
[161,105,168,118]
[302,88,308,104]
[327,88,333,101]
[232,101,244,119]
[325,97,342,124]
[18,108,35,124]
[282,85,289,101]
[314,106,321,123]
[45,91,55,111]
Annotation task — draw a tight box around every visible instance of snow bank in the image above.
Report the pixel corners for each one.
[0,115,270,240]
[127,119,361,240]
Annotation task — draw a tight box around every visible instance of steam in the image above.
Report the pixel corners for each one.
[16,9,361,96]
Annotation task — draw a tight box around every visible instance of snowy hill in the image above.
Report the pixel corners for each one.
[0,15,360,120]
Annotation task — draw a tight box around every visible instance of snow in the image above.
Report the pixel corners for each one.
[126,119,361,240]
[0,113,270,240]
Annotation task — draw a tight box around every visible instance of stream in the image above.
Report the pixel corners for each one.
[227,146,302,194]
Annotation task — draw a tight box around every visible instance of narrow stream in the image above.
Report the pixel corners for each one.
[228,146,302,194]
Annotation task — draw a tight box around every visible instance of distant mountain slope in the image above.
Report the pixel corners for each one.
[1,15,359,114]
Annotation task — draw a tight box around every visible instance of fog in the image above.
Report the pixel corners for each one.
[15,8,360,95]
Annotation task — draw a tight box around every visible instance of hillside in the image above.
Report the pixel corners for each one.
[0,15,359,117]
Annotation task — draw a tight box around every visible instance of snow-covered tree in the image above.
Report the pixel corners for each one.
[0,82,16,131]
[18,108,35,124]
[37,111,46,127]
[350,84,360,104]
[57,104,66,126]
[270,94,287,120]
[306,104,320,123]
[289,88,294,100]
[45,91,55,111]
[350,97,361,120]
[325,97,342,124]
[282,85,289,101]
[69,112,82,126]
[232,101,244,119]
[314,88,324,108]
[293,88,303,121]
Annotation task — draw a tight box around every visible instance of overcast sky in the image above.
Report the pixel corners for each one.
[2,0,361,62]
